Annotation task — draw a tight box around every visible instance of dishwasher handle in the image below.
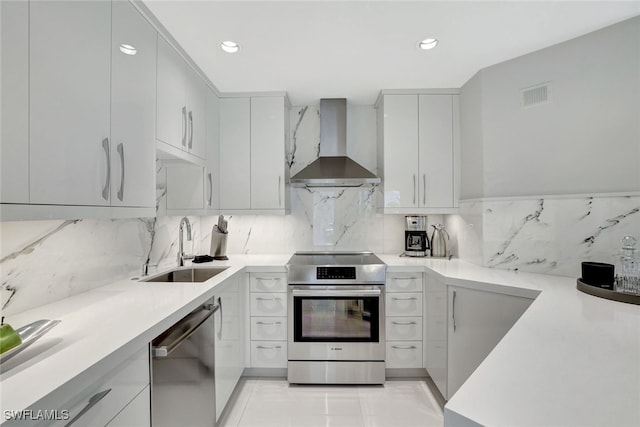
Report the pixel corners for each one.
[152,302,219,358]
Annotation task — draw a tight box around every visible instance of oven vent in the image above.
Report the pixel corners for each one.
[521,82,552,107]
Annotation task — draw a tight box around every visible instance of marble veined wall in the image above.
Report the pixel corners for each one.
[446,194,640,277]
[0,216,202,316]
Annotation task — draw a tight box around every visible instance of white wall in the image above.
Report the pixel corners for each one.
[459,72,484,200]
[461,16,640,198]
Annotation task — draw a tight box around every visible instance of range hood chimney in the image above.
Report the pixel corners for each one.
[290,99,380,187]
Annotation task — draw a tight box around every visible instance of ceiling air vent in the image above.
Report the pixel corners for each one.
[521,82,552,108]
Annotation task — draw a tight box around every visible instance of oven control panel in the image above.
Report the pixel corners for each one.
[316,266,356,280]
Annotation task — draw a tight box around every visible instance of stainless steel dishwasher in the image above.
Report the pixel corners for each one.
[151,297,220,427]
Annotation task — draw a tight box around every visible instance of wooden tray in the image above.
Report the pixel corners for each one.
[577,279,640,305]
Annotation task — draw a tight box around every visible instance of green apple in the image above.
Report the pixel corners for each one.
[0,317,22,354]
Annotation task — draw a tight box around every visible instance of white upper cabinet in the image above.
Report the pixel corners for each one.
[377,91,460,213]
[379,95,419,209]
[29,0,112,206]
[186,67,207,160]
[156,36,206,164]
[1,0,29,204]
[205,88,221,214]
[219,95,290,213]
[2,0,156,219]
[419,95,455,208]
[156,36,186,152]
[250,97,287,210]
[219,98,251,210]
[111,0,157,208]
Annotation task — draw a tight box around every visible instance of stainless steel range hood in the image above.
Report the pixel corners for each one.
[290,99,380,187]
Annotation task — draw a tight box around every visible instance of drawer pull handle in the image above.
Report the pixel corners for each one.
[64,388,111,427]
[257,278,279,281]
[257,345,282,350]
[395,277,417,280]
[256,321,282,326]
[391,321,417,326]
[255,297,282,301]
[391,345,417,350]
[392,297,417,301]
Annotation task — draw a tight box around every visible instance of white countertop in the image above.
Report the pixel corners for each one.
[1,253,639,427]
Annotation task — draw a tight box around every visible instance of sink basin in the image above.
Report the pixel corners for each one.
[143,267,229,283]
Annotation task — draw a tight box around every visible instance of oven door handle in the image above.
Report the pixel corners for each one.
[291,289,381,297]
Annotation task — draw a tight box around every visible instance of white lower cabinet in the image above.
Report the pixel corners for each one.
[386,341,423,369]
[424,273,448,398]
[386,292,423,317]
[6,347,150,427]
[248,272,288,369]
[250,341,288,368]
[106,385,151,427]
[385,272,424,370]
[251,317,287,341]
[447,286,533,399]
[214,274,247,422]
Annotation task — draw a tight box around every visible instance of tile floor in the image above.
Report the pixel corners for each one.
[218,379,444,427]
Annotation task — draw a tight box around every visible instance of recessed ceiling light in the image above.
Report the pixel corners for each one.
[221,41,240,54]
[119,43,137,55]
[418,38,439,50]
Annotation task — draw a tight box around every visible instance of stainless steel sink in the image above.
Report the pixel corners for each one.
[143,267,228,283]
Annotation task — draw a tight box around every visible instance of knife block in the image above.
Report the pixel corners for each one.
[210,230,228,260]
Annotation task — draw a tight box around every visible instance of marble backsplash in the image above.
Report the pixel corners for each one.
[445,194,640,277]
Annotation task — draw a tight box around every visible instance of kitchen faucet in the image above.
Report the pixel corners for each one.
[178,217,194,267]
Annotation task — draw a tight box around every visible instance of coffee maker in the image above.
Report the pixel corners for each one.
[405,216,429,257]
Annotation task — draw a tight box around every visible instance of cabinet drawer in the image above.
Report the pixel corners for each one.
[386,292,423,316]
[250,293,287,317]
[386,316,423,341]
[386,341,423,369]
[386,273,423,292]
[250,341,287,368]
[14,347,150,427]
[106,386,150,427]
[250,273,287,292]
[251,316,287,341]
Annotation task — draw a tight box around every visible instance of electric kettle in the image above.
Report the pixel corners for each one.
[430,224,449,257]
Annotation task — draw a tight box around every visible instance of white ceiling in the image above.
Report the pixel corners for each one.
[143,1,640,105]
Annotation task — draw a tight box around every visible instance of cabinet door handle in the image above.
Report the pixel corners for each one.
[413,174,416,205]
[423,173,426,205]
[452,290,457,332]
[257,277,278,282]
[392,297,417,301]
[256,321,282,326]
[101,138,110,201]
[188,110,193,149]
[207,172,213,207]
[181,106,187,147]
[64,388,111,427]
[278,176,282,207]
[117,143,125,202]
[395,277,417,281]
[257,345,282,350]
[256,297,282,301]
[391,321,417,326]
[217,296,223,338]
[391,345,417,350]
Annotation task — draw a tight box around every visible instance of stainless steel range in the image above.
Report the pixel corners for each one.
[286,251,387,384]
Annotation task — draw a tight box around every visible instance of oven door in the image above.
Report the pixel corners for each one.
[288,286,385,361]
